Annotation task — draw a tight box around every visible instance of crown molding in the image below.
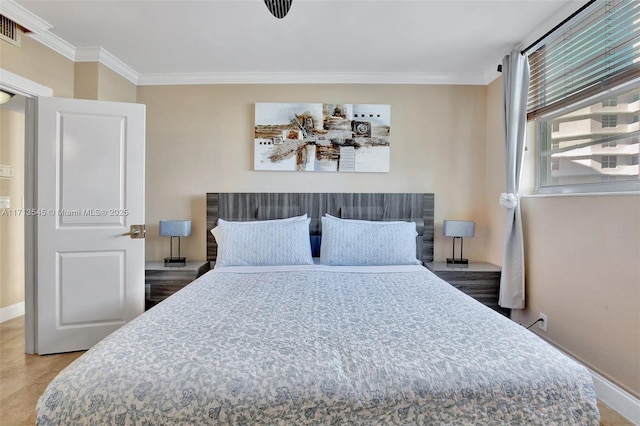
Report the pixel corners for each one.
[28,30,488,87]
[137,71,488,86]
[482,64,502,85]
[0,0,52,34]
[12,0,488,87]
[26,29,490,87]
[28,31,75,61]
[24,34,140,84]
[4,0,547,88]
[75,47,139,85]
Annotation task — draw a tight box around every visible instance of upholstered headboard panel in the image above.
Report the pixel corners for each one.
[206,193,435,263]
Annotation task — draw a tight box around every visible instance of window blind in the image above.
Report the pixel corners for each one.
[527,0,640,120]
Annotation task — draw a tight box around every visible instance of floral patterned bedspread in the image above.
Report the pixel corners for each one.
[36,266,599,425]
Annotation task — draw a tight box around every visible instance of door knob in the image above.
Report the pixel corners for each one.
[123,224,145,239]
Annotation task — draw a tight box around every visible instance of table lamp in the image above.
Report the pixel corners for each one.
[443,220,475,265]
[159,220,191,266]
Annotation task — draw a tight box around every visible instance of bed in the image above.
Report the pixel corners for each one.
[36,193,600,425]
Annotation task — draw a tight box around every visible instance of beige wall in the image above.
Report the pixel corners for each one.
[0,35,74,98]
[0,108,25,309]
[96,64,137,103]
[484,77,507,265]
[138,84,490,263]
[484,76,640,398]
[75,62,137,102]
[74,62,100,100]
[515,195,640,397]
[1,30,135,102]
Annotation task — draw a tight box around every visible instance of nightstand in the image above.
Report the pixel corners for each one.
[145,261,211,310]
[425,262,510,317]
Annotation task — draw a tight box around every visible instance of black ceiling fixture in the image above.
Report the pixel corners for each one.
[264,0,293,19]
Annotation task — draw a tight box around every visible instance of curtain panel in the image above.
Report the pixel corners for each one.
[499,50,530,310]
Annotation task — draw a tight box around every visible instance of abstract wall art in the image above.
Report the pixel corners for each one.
[254,103,390,172]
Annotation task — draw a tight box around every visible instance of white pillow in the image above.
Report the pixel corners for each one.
[211,216,313,267]
[253,214,308,223]
[319,215,421,266]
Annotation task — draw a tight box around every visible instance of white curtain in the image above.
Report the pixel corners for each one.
[499,50,530,310]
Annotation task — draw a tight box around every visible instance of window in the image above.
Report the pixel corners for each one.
[530,0,640,193]
[536,84,640,192]
[602,115,618,128]
[601,155,617,169]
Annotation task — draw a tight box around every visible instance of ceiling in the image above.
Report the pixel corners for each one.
[6,0,588,85]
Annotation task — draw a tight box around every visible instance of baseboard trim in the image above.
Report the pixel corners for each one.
[0,301,25,323]
[590,368,640,425]
[518,322,640,424]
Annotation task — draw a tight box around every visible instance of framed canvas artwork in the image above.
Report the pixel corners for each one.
[254,103,390,172]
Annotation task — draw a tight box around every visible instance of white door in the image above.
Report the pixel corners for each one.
[35,97,145,354]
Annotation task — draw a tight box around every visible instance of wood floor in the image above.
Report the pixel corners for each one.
[0,316,634,425]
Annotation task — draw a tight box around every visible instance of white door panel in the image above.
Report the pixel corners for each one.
[57,112,126,227]
[58,251,125,326]
[36,97,145,354]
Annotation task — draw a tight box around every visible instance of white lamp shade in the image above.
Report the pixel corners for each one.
[0,90,14,105]
[159,220,191,237]
[443,220,475,238]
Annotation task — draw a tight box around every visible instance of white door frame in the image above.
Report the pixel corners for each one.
[0,68,53,354]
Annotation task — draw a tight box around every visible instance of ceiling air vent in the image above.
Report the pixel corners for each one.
[0,15,22,47]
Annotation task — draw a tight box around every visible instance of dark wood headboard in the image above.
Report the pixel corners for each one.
[206,193,435,263]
